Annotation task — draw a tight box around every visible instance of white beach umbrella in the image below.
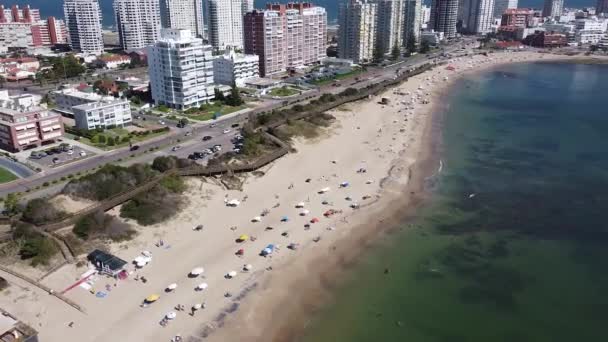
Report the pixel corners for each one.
[167,283,177,291]
[193,303,202,310]
[300,209,310,216]
[244,264,253,271]
[197,283,208,290]
[190,267,204,276]
[136,261,146,268]
[166,311,177,320]
[227,271,237,278]
[295,202,305,208]
[252,216,262,222]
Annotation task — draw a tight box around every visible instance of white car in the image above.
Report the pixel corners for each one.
[223,129,231,134]
[67,150,74,155]
[79,151,87,157]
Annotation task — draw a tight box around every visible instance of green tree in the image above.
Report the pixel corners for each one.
[214,88,226,102]
[4,193,20,216]
[0,75,5,89]
[225,84,244,106]
[390,43,401,61]
[406,37,417,53]
[98,134,107,144]
[52,55,86,79]
[420,40,431,53]
[373,44,384,64]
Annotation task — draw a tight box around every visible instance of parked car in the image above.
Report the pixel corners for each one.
[171,145,182,152]
[222,129,231,134]
[67,150,74,155]
[79,151,87,157]
[231,123,240,128]
[202,135,213,141]
[130,145,140,151]
[52,157,60,164]
[185,132,192,137]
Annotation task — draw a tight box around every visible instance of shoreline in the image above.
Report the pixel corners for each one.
[0,52,597,342]
[201,52,551,342]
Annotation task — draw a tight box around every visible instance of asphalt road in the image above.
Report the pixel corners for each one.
[0,157,35,178]
[0,40,476,198]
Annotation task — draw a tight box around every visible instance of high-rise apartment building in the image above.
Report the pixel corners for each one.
[0,5,66,52]
[501,8,533,27]
[460,0,494,33]
[64,0,104,55]
[244,3,327,76]
[375,0,405,55]
[597,0,608,14]
[114,0,161,51]
[338,0,377,63]
[207,0,249,49]
[160,0,204,38]
[430,0,459,39]
[494,0,518,18]
[404,0,422,50]
[148,29,215,110]
[542,0,564,19]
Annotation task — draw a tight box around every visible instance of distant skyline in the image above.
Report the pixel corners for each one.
[2,0,597,28]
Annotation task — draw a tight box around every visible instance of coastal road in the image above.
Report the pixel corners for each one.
[0,41,473,198]
[0,157,35,179]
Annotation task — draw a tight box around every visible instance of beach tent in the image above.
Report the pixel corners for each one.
[166,311,177,320]
[238,234,249,242]
[167,283,178,291]
[197,283,208,290]
[190,267,204,276]
[244,264,253,271]
[145,294,160,303]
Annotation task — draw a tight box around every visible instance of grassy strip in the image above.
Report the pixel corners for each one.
[0,167,17,184]
[186,104,246,121]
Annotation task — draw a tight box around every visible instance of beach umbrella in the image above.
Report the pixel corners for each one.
[281,216,289,222]
[145,294,160,303]
[300,209,310,216]
[319,187,330,194]
[252,216,262,222]
[197,283,208,290]
[236,248,245,256]
[238,234,249,242]
[227,271,237,278]
[295,202,305,208]
[190,267,204,276]
[142,250,152,257]
[244,264,253,271]
[166,311,177,320]
[167,283,178,291]
[136,261,146,268]
[311,217,320,223]
[193,303,202,310]
[340,181,349,188]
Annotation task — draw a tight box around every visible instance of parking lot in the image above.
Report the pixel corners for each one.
[164,123,243,164]
[29,144,96,168]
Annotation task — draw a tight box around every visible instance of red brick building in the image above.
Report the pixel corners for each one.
[244,3,327,77]
[0,91,64,152]
[524,31,568,48]
[501,8,534,28]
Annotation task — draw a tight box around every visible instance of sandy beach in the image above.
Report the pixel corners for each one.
[0,51,569,342]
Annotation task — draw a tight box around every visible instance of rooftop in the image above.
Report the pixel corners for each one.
[0,310,37,341]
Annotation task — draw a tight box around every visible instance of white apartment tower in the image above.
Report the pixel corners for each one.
[542,0,564,19]
[338,0,377,63]
[114,0,161,51]
[207,0,249,49]
[63,0,104,55]
[404,0,422,50]
[376,0,405,55]
[147,29,215,110]
[430,0,459,39]
[460,0,494,33]
[160,0,204,38]
[494,0,518,18]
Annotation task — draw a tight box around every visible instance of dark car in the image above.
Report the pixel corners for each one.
[231,123,240,128]
[202,136,213,141]
[188,154,197,160]
[130,145,140,151]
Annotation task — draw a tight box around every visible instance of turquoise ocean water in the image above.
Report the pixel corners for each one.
[299,62,608,342]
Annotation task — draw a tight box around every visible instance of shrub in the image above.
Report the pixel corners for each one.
[42,182,49,187]
[21,198,66,225]
[120,185,184,226]
[107,137,115,146]
[73,210,135,241]
[98,135,107,144]
[121,136,131,143]
[159,175,186,193]
[60,176,67,181]
[152,156,178,172]
[12,222,59,266]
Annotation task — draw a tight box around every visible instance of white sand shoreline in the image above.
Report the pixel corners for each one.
[0,51,584,342]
